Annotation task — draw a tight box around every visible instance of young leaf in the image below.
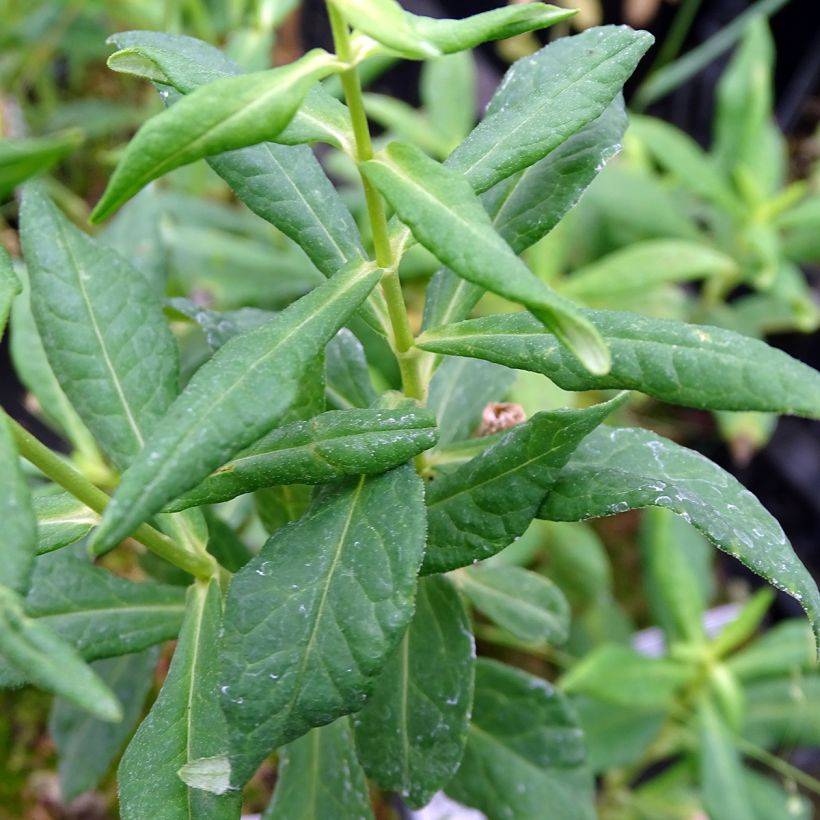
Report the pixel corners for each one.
[0,585,121,722]
[446,26,653,194]
[0,414,36,596]
[446,659,595,820]
[20,184,179,470]
[0,246,20,341]
[92,261,381,555]
[33,492,97,555]
[421,52,476,152]
[427,356,515,446]
[263,719,374,820]
[458,564,570,645]
[325,329,378,410]
[50,648,160,802]
[423,395,625,574]
[363,142,610,374]
[417,309,820,418]
[538,426,820,649]
[352,575,475,808]
[91,49,340,221]
[167,404,438,510]
[219,466,426,786]
[118,579,241,819]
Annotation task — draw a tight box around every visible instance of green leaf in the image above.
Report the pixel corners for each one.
[561,644,691,709]
[446,26,653,194]
[458,564,569,645]
[0,130,83,198]
[24,553,187,660]
[91,49,340,221]
[263,718,374,820]
[0,414,36,596]
[331,0,440,59]
[92,261,381,555]
[363,142,610,374]
[423,97,628,332]
[409,4,574,55]
[423,395,625,574]
[421,52,476,153]
[50,648,159,802]
[417,309,820,417]
[325,329,378,410]
[561,240,737,302]
[107,31,365,279]
[446,659,595,820]
[352,575,474,808]
[727,620,815,682]
[118,579,241,819]
[33,492,97,555]
[428,357,515,446]
[699,698,754,820]
[20,184,179,470]
[219,465,426,786]
[0,585,121,722]
[0,246,21,341]
[538,427,820,650]
[742,675,820,748]
[167,404,438,509]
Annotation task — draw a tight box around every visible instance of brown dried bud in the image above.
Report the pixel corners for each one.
[475,402,527,437]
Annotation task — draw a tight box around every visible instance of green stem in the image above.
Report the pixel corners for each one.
[8,416,215,579]
[327,3,424,401]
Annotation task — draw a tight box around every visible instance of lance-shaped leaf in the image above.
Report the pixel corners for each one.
[0,246,20,340]
[423,97,627,332]
[457,564,570,645]
[107,31,365,278]
[263,718,374,820]
[0,129,83,198]
[91,49,340,221]
[92,261,381,555]
[423,395,625,574]
[167,404,438,510]
[51,648,160,802]
[446,659,595,820]
[119,579,241,819]
[0,414,36,596]
[352,575,474,808]
[219,465,426,786]
[325,329,378,410]
[417,310,820,418]
[446,25,653,194]
[363,142,609,374]
[428,356,516,446]
[20,185,178,470]
[538,427,820,649]
[34,492,97,555]
[0,585,121,722]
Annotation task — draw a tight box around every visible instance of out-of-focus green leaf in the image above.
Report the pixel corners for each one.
[0,130,83,199]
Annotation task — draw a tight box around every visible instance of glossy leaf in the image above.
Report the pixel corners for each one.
[219,466,426,786]
[91,49,340,221]
[325,329,378,410]
[538,427,820,649]
[446,26,653,194]
[168,404,438,509]
[364,142,609,374]
[458,564,570,645]
[427,356,515,446]
[417,309,820,417]
[33,492,97,555]
[352,575,474,808]
[119,579,241,819]
[0,585,121,722]
[446,659,595,820]
[20,184,179,470]
[0,414,36,596]
[51,648,160,802]
[264,719,373,820]
[423,395,625,574]
[92,261,381,554]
